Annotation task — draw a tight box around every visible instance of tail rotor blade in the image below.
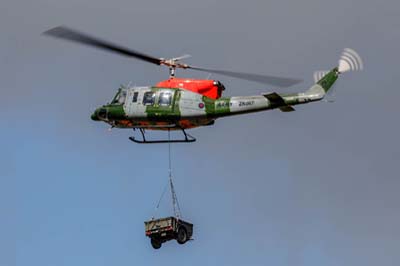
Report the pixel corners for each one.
[338,48,363,73]
[313,70,328,83]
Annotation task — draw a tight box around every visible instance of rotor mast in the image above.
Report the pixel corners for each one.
[160,55,191,79]
[169,67,176,78]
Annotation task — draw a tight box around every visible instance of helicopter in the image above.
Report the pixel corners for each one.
[44,26,363,144]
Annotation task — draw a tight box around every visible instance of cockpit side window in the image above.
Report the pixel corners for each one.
[118,90,127,104]
[111,89,127,105]
[158,91,172,106]
[143,91,155,105]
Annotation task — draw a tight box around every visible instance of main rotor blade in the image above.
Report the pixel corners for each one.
[43,26,162,65]
[43,26,302,87]
[189,66,302,87]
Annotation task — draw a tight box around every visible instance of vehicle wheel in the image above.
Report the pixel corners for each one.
[151,238,162,249]
[176,227,188,244]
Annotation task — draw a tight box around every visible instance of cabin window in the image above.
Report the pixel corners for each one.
[132,92,139,103]
[143,91,155,105]
[158,92,172,106]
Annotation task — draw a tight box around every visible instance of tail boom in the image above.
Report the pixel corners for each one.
[205,68,339,118]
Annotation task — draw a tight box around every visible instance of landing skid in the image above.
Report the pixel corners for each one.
[129,128,196,144]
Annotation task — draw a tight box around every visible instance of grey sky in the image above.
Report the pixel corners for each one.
[3,0,400,265]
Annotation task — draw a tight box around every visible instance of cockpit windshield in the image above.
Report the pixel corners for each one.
[111,88,127,105]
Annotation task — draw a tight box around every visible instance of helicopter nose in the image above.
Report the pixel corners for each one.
[91,109,100,121]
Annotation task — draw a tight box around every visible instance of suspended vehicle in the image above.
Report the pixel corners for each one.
[145,217,193,249]
[43,26,363,143]
[144,169,193,250]
[144,134,193,249]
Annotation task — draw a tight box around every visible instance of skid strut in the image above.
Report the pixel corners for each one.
[129,128,196,144]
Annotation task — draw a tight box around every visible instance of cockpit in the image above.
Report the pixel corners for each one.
[111,87,127,105]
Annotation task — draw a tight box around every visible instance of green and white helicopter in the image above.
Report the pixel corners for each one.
[44,27,363,144]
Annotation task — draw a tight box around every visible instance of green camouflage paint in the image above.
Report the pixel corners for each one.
[214,98,231,115]
[145,88,181,120]
[203,96,231,116]
[318,68,339,93]
[105,105,126,120]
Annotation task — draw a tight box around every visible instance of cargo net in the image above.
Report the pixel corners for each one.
[153,130,182,219]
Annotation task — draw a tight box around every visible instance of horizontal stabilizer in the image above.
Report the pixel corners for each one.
[279,106,295,112]
[264,92,285,105]
[263,92,295,112]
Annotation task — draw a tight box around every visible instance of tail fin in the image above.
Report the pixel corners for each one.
[306,48,363,99]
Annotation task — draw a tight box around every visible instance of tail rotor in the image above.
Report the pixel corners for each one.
[313,48,363,83]
[338,48,364,73]
[309,48,363,102]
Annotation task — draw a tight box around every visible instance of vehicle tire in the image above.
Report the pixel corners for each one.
[151,238,162,249]
[176,227,188,244]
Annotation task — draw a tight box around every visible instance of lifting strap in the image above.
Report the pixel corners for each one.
[168,129,182,218]
[152,129,182,219]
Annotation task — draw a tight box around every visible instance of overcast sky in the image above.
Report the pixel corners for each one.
[2,0,400,265]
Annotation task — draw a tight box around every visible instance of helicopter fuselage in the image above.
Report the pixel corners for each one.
[91,69,338,131]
